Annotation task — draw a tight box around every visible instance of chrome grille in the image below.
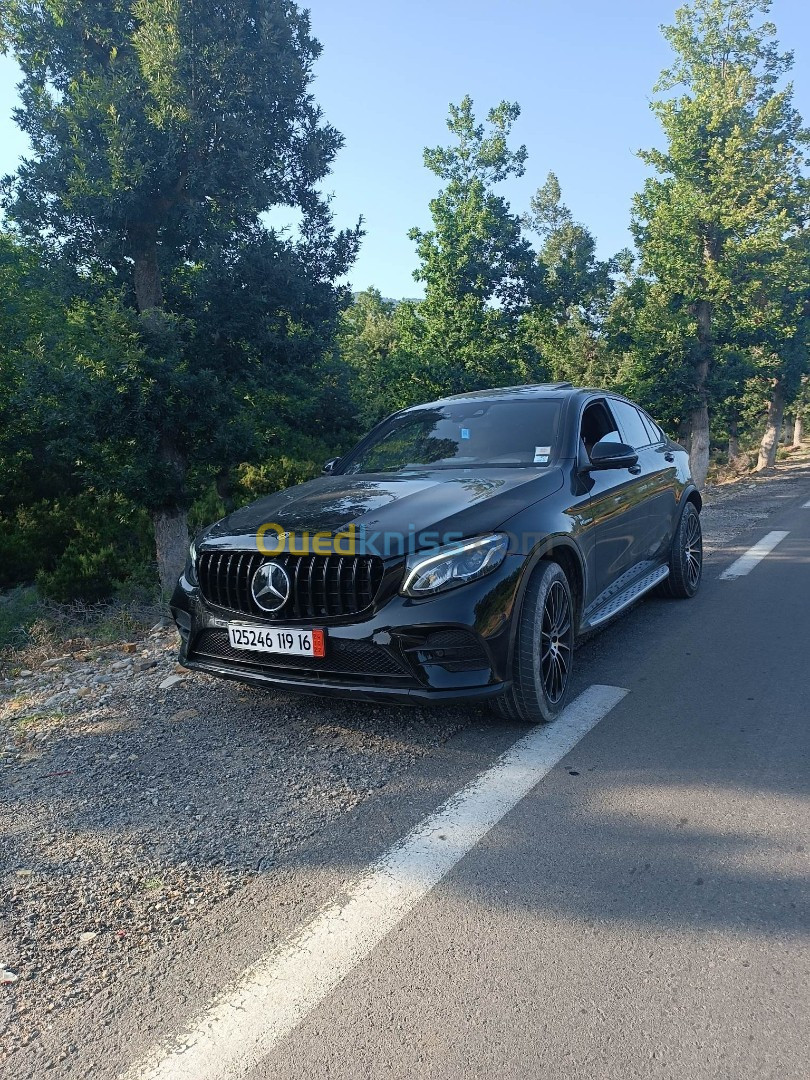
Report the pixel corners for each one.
[197,551,384,619]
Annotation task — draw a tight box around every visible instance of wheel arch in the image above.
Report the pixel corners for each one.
[507,536,586,666]
[683,485,702,513]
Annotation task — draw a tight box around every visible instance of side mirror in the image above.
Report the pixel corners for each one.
[322,457,340,474]
[587,440,639,471]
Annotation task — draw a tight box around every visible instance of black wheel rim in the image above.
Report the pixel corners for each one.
[684,513,703,589]
[541,580,572,705]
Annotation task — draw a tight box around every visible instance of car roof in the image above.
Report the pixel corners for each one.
[399,383,581,413]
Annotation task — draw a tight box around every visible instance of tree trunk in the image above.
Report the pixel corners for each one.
[688,299,712,489]
[132,225,163,312]
[728,418,740,462]
[756,382,786,471]
[688,403,710,488]
[677,418,691,451]
[794,412,804,447]
[153,433,188,593]
[130,227,188,593]
[154,509,189,594]
[216,470,237,514]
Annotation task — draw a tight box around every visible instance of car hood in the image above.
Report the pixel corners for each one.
[203,467,565,553]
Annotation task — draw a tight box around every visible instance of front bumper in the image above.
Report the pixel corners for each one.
[170,555,524,706]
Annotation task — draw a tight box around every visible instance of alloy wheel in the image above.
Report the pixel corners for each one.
[541,579,572,704]
[684,513,703,590]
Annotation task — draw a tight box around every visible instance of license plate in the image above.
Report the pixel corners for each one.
[228,624,325,657]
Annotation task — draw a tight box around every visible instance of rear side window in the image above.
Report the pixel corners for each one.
[611,399,652,450]
[641,412,666,444]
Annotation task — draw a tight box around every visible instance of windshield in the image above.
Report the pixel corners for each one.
[341,399,563,474]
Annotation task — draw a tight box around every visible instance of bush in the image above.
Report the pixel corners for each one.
[0,492,155,601]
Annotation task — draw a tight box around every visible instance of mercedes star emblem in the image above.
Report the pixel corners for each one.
[251,561,290,613]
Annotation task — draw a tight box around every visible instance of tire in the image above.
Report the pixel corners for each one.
[493,560,574,724]
[659,501,703,598]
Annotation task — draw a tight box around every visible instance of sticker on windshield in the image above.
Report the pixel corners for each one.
[460,428,470,439]
[534,446,550,463]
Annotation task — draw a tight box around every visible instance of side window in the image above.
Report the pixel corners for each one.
[580,400,622,457]
[610,399,652,450]
[639,410,664,445]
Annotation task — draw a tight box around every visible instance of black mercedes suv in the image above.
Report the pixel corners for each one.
[171,384,702,723]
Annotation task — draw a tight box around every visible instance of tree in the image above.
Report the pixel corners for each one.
[1,1,360,589]
[747,225,810,469]
[790,375,809,446]
[632,0,809,487]
[406,97,546,397]
[523,172,620,387]
[338,288,402,425]
[0,232,158,596]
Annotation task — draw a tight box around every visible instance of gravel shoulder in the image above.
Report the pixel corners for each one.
[2,448,809,1075]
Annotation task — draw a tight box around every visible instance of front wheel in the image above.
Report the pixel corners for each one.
[660,502,703,599]
[493,560,574,724]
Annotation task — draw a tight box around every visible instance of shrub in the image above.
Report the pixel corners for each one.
[0,492,154,601]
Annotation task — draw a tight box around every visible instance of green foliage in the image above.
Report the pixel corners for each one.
[0,0,348,279]
[630,0,810,467]
[405,98,546,396]
[1,0,361,591]
[522,173,623,388]
[0,493,155,601]
[0,587,40,652]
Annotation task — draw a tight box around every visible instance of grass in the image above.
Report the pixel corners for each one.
[0,584,165,667]
[0,586,40,653]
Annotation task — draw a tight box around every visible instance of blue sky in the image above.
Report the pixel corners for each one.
[1,0,808,298]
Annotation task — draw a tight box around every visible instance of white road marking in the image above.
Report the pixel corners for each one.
[719,531,789,580]
[803,499,810,508]
[125,684,628,1080]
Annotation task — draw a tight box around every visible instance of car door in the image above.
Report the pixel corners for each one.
[577,397,650,610]
[609,397,677,563]
[639,407,681,552]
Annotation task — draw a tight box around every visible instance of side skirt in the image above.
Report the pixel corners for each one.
[580,563,670,632]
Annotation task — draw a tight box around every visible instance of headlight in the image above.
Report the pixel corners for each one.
[401,533,509,598]
[185,537,199,586]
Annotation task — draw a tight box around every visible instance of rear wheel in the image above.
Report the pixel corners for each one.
[493,560,574,724]
[659,502,703,598]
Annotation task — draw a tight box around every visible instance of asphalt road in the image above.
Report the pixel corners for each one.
[249,503,809,1080]
[9,468,810,1080]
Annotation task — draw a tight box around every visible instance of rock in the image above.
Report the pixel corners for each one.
[122,643,138,654]
[1,969,19,984]
[79,931,97,944]
[42,694,67,709]
[171,708,199,722]
[110,661,129,672]
[159,675,184,690]
[74,687,92,698]
[137,659,158,671]
[19,669,34,678]
[150,620,169,633]
[15,869,33,878]
[42,655,71,669]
